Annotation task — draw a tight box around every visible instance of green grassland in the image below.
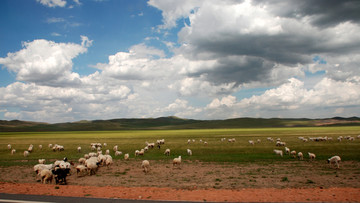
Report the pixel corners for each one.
[1,126,360,167]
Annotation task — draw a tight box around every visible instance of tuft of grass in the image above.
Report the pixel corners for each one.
[306,179,315,184]
[281,177,289,182]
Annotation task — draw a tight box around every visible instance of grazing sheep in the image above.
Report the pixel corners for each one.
[273,149,283,157]
[39,145,43,150]
[187,139,191,144]
[290,150,297,158]
[267,137,274,142]
[204,141,208,145]
[228,138,236,142]
[86,159,100,176]
[24,150,29,157]
[11,149,16,155]
[105,149,110,155]
[298,152,303,160]
[38,159,46,164]
[76,165,88,176]
[249,140,255,145]
[40,169,53,184]
[34,164,54,175]
[308,152,316,161]
[97,154,107,166]
[103,143,107,147]
[141,160,150,174]
[78,158,86,165]
[138,149,145,156]
[285,147,290,155]
[48,144,53,148]
[328,156,341,169]
[257,139,261,143]
[7,144,11,150]
[124,153,129,160]
[77,146,81,153]
[187,149,192,156]
[276,141,286,146]
[173,156,182,168]
[164,148,170,156]
[105,155,113,167]
[28,145,33,153]
[135,150,140,157]
[115,151,122,156]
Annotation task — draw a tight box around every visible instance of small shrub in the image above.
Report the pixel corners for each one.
[306,179,315,184]
[281,177,289,182]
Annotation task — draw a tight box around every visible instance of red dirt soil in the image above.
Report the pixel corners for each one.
[1,182,359,202]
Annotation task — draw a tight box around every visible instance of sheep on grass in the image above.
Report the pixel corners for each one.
[273,149,283,157]
[164,148,170,156]
[298,152,303,160]
[308,152,316,161]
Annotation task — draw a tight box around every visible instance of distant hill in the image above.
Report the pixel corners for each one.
[0,116,359,132]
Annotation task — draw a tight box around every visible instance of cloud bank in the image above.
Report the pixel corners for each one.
[1,0,360,122]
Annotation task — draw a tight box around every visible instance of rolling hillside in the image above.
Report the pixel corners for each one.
[1,116,360,132]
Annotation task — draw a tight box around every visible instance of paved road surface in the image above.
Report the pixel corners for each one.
[0,193,199,203]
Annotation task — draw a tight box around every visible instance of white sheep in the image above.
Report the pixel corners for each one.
[267,137,274,142]
[298,152,303,160]
[40,169,53,184]
[164,148,170,156]
[105,155,113,167]
[141,160,150,174]
[115,151,122,156]
[76,165,88,176]
[77,146,81,153]
[103,143,107,147]
[290,150,297,158]
[135,150,140,157]
[7,144,11,150]
[276,141,286,146]
[124,153,129,160]
[248,140,255,145]
[228,138,236,142]
[105,149,110,155]
[187,149,192,156]
[28,145,33,153]
[38,159,46,164]
[48,144,53,148]
[173,156,181,168]
[11,149,16,155]
[138,149,145,156]
[34,164,54,175]
[39,145,43,150]
[308,152,316,161]
[78,158,86,165]
[285,147,290,155]
[273,149,283,157]
[328,156,341,169]
[87,161,99,175]
[24,150,29,157]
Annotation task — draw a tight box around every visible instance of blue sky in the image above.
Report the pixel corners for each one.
[1,0,360,123]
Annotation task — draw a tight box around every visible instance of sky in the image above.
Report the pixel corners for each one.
[1,0,360,123]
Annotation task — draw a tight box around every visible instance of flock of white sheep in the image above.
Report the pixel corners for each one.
[259,135,356,169]
[6,134,359,185]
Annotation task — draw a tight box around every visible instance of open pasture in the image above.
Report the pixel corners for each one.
[1,126,360,166]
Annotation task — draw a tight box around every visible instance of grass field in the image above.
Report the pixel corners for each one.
[1,126,360,167]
